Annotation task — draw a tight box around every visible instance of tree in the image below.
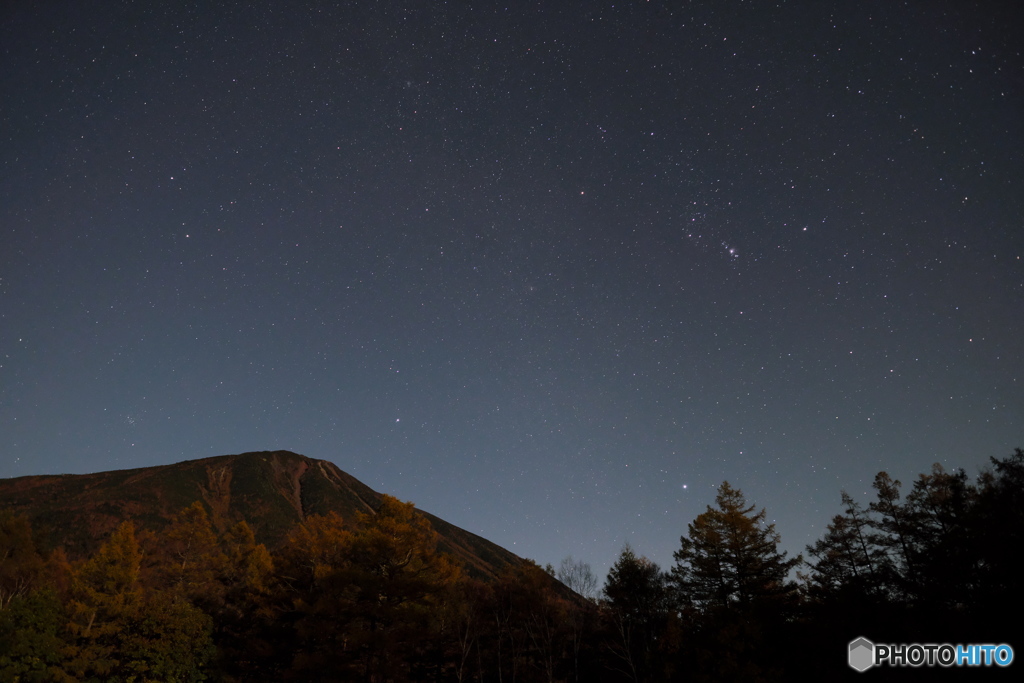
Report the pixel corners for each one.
[671,482,800,612]
[802,491,886,602]
[867,472,917,597]
[901,464,978,608]
[215,520,276,680]
[670,483,800,682]
[557,556,599,603]
[0,515,73,681]
[66,521,145,651]
[0,588,71,683]
[222,519,274,602]
[436,576,488,683]
[557,556,600,683]
[0,511,45,610]
[274,511,353,678]
[339,496,460,682]
[278,497,460,682]
[65,521,215,682]
[967,448,1024,637]
[149,502,226,606]
[603,545,671,683]
[483,561,570,683]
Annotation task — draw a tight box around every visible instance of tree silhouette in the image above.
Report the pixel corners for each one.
[672,482,799,612]
[670,483,800,682]
[802,491,885,602]
[556,556,599,683]
[603,545,671,683]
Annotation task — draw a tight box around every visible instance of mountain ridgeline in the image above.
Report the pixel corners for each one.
[0,450,522,579]
[2,448,1023,680]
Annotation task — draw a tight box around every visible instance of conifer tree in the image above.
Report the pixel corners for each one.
[221,519,274,609]
[67,521,144,646]
[279,497,459,681]
[901,464,976,606]
[66,521,215,682]
[802,491,885,601]
[154,502,226,606]
[215,520,276,680]
[339,496,460,682]
[603,545,671,683]
[867,472,923,599]
[671,482,799,612]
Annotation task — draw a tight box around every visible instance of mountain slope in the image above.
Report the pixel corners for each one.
[0,450,524,580]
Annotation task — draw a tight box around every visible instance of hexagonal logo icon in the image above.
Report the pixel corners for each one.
[849,637,875,672]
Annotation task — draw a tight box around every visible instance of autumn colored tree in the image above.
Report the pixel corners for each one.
[150,501,227,607]
[337,496,460,683]
[0,510,45,610]
[277,511,351,595]
[66,521,146,665]
[271,511,354,678]
[671,482,800,612]
[65,520,215,682]
[221,519,274,603]
[214,520,277,680]
[276,498,460,681]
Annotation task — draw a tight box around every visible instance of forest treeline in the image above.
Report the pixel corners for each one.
[2,449,1022,682]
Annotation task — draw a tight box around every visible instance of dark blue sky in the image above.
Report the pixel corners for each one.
[2,0,1022,578]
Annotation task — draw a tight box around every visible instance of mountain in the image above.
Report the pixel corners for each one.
[0,450,524,580]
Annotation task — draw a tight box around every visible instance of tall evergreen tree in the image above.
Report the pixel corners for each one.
[802,491,886,602]
[671,483,800,683]
[671,482,800,612]
[603,545,671,683]
[867,472,918,598]
[901,464,977,608]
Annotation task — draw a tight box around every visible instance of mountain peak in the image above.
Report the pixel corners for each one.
[0,451,522,579]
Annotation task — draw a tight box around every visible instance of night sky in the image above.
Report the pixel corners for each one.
[2,1,1022,579]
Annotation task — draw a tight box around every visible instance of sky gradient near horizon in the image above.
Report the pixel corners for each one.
[2,0,1022,579]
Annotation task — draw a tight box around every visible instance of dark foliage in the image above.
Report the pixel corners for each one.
[1,448,1021,681]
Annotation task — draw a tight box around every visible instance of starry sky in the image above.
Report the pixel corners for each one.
[2,0,1022,579]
